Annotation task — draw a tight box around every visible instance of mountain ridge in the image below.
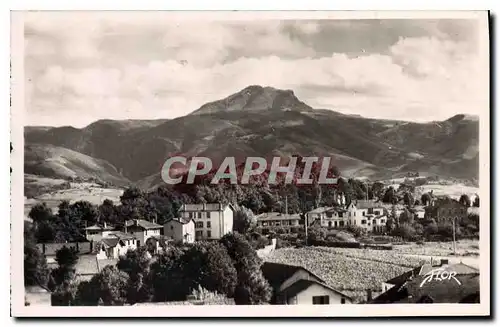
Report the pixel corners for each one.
[24,85,479,188]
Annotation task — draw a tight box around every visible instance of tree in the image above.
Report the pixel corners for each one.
[421,193,432,206]
[424,220,439,237]
[399,209,414,225]
[459,194,471,208]
[182,242,237,297]
[403,192,415,207]
[117,247,153,304]
[51,280,79,306]
[219,233,272,304]
[233,205,257,234]
[24,242,50,290]
[77,266,128,305]
[391,223,416,241]
[382,187,397,204]
[370,182,385,201]
[28,203,54,225]
[50,246,79,288]
[473,196,479,207]
[149,246,187,302]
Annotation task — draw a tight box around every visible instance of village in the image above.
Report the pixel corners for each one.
[24,177,481,306]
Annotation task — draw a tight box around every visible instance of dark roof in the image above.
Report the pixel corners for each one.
[278,279,352,300]
[261,262,325,290]
[385,265,423,285]
[371,283,409,304]
[256,212,302,221]
[107,231,136,240]
[125,219,162,230]
[101,238,120,248]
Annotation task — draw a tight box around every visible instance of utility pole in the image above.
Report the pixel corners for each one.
[452,217,457,255]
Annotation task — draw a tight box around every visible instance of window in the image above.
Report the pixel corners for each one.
[207,231,211,238]
[189,212,193,219]
[380,219,385,224]
[362,211,366,216]
[339,212,343,218]
[207,221,211,228]
[329,221,332,228]
[195,222,204,228]
[339,221,344,227]
[170,225,174,230]
[198,212,202,219]
[361,220,367,224]
[374,210,380,215]
[262,222,268,227]
[312,296,330,305]
[341,298,346,304]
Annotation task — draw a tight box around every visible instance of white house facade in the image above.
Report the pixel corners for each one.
[163,217,195,243]
[179,203,234,240]
[123,219,163,247]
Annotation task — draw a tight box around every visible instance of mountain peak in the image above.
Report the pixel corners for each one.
[190,85,313,115]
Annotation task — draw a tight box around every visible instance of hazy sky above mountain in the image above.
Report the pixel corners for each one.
[23,12,488,127]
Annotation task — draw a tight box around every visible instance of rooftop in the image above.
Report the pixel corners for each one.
[256,212,302,221]
[125,219,162,230]
[179,203,233,212]
[261,262,324,290]
[85,224,114,231]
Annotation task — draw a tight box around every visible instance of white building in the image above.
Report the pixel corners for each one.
[95,231,138,259]
[347,200,387,233]
[179,203,234,240]
[84,223,115,242]
[163,217,195,243]
[262,262,353,305]
[255,212,301,234]
[306,207,349,229]
[123,219,163,247]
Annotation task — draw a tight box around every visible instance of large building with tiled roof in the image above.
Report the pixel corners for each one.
[179,203,234,240]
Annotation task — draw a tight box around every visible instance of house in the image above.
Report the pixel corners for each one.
[306,207,349,229]
[347,200,387,232]
[372,261,479,303]
[84,223,115,242]
[255,212,301,234]
[262,262,353,305]
[95,231,138,260]
[426,198,468,223]
[163,217,195,243]
[123,219,163,247]
[179,203,234,240]
[412,206,426,219]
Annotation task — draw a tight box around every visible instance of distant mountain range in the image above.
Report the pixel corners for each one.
[24,85,479,189]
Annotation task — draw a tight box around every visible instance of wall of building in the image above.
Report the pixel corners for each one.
[256,238,277,259]
[294,283,352,305]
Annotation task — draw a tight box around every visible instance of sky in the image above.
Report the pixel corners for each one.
[23,12,488,127]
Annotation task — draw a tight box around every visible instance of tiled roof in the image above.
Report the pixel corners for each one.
[179,203,234,212]
[107,231,136,240]
[354,200,384,209]
[125,219,162,230]
[101,238,120,248]
[256,212,302,221]
[85,224,114,231]
[261,262,324,290]
[278,279,352,301]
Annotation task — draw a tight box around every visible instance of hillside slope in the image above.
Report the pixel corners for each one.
[24,144,130,187]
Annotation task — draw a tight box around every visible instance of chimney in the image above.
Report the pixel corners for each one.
[104,222,107,229]
[366,289,373,302]
[203,203,206,211]
[124,222,128,234]
[134,219,139,226]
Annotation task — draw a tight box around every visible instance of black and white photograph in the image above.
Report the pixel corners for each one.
[10,10,490,317]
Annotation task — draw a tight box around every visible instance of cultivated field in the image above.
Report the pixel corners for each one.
[266,246,428,302]
[265,240,480,302]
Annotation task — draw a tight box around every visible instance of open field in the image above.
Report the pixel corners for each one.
[24,181,123,220]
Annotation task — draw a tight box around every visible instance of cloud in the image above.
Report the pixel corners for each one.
[23,14,485,127]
